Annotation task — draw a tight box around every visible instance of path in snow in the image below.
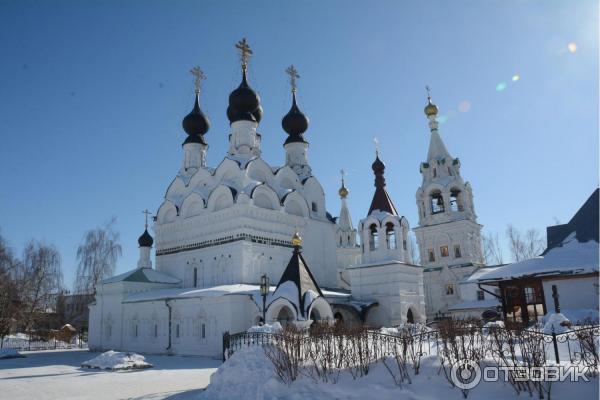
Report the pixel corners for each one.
[0,349,220,400]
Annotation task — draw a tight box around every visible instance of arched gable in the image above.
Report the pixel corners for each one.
[157,200,178,224]
[187,168,214,192]
[180,193,206,218]
[283,191,309,217]
[165,177,187,207]
[246,158,274,185]
[251,184,280,211]
[207,184,235,212]
[275,166,299,191]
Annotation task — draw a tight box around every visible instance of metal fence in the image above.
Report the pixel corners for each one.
[1,335,88,351]
[222,325,600,367]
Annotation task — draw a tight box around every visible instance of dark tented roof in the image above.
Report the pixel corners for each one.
[274,246,323,318]
[544,188,599,254]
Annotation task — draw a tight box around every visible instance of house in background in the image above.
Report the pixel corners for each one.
[478,189,599,325]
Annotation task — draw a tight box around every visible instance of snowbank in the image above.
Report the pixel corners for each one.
[81,350,153,370]
[543,313,572,335]
[380,322,431,336]
[0,348,24,359]
[555,308,600,325]
[482,320,505,335]
[199,346,598,400]
[247,322,283,334]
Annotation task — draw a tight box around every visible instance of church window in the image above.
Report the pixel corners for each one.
[448,166,452,176]
[430,191,445,214]
[477,290,485,301]
[339,236,342,246]
[454,245,462,258]
[311,202,318,212]
[369,224,379,250]
[433,168,437,178]
[201,323,206,339]
[450,189,463,212]
[385,223,397,250]
[428,249,435,262]
[445,284,455,295]
[440,245,449,257]
[193,267,198,288]
[403,239,407,251]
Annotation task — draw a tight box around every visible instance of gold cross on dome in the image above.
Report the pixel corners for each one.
[235,38,253,70]
[142,209,152,229]
[340,168,346,183]
[285,65,300,93]
[426,85,432,100]
[190,66,206,94]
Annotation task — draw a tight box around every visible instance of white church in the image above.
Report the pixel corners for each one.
[88,39,490,358]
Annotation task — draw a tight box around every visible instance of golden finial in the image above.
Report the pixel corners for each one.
[285,65,300,93]
[235,38,253,71]
[292,231,302,247]
[339,169,349,199]
[424,85,439,117]
[190,66,206,94]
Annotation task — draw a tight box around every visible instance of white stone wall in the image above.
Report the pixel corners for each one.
[348,263,426,326]
[542,275,599,315]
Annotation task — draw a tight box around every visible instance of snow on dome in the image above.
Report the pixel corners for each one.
[81,351,153,370]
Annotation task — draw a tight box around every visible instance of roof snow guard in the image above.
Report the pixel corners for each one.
[271,236,323,318]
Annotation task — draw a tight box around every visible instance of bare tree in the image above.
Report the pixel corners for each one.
[0,232,21,338]
[505,224,545,262]
[482,232,504,265]
[408,234,421,265]
[21,241,63,331]
[74,218,122,295]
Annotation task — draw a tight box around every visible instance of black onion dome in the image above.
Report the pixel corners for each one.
[372,155,385,174]
[227,70,262,124]
[182,134,206,146]
[138,229,154,247]
[282,92,309,137]
[182,94,210,136]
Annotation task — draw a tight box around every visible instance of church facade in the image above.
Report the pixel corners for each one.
[89,40,487,357]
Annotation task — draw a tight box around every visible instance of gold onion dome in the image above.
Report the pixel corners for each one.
[292,231,302,247]
[424,97,439,117]
[339,183,349,199]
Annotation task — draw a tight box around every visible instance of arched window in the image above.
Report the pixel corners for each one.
[193,267,198,288]
[369,224,379,250]
[310,308,321,322]
[407,309,414,324]
[385,222,396,250]
[277,306,294,325]
[430,190,445,214]
[433,168,437,178]
[450,189,463,212]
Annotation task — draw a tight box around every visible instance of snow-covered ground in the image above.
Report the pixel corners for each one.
[200,346,599,400]
[0,349,220,400]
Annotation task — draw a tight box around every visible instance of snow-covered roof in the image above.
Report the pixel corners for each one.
[478,233,599,282]
[123,284,262,303]
[102,268,181,285]
[462,266,504,283]
[448,298,500,311]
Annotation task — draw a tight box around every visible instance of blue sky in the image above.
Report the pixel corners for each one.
[0,0,597,290]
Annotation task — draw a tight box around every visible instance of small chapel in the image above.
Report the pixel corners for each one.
[88,39,487,357]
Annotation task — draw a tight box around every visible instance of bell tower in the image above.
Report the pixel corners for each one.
[414,90,483,269]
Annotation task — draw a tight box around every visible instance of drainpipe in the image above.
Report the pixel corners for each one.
[165,300,172,351]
